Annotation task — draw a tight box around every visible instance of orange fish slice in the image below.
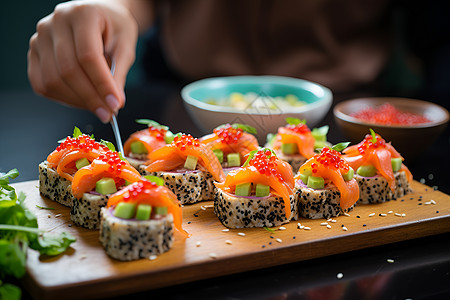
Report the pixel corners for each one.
[145,134,225,182]
[72,153,141,199]
[107,180,189,238]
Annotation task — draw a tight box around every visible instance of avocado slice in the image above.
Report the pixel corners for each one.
[114,202,136,219]
[184,155,198,170]
[391,158,402,172]
[342,167,355,181]
[75,158,90,170]
[356,165,377,177]
[95,177,117,195]
[136,204,152,220]
[255,184,270,197]
[281,143,299,155]
[227,153,241,167]
[235,182,251,197]
[213,149,224,164]
[307,176,325,189]
[130,141,148,154]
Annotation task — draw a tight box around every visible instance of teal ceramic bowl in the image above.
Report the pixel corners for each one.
[182,76,332,142]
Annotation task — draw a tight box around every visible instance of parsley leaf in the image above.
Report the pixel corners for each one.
[332,142,351,153]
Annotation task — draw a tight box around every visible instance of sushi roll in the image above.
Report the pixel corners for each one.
[265,118,326,173]
[199,123,259,173]
[123,119,174,170]
[39,127,111,207]
[342,130,413,204]
[214,148,297,228]
[99,179,189,261]
[294,144,360,219]
[70,151,142,229]
[141,134,225,204]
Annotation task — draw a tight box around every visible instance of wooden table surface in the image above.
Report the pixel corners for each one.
[15,179,450,300]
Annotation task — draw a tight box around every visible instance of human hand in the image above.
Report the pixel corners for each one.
[28,0,138,123]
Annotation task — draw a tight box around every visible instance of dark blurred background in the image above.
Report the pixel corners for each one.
[0,1,449,188]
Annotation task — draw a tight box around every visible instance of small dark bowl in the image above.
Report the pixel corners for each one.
[333,97,449,162]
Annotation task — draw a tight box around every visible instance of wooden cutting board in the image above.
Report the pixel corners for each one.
[15,180,450,300]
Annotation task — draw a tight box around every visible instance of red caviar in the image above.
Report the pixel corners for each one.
[148,126,167,141]
[123,180,158,200]
[357,134,386,154]
[351,103,430,125]
[311,147,349,174]
[97,151,126,176]
[213,124,243,144]
[173,134,200,151]
[56,134,107,152]
[285,123,310,134]
[248,149,284,181]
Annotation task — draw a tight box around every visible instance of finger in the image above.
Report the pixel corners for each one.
[51,12,113,122]
[71,11,124,112]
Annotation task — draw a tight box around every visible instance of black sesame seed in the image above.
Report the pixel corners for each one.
[356,216,360,218]
[436,211,439,213]
[363,224,366,227]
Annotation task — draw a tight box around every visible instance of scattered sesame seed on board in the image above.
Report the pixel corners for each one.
[55,214,62,218]
[278,226,287,230]
[326,224,332,229]
[379,213,387,217]
[395,213,402,217]
[196,241,202,247]
[331,219,337,223]
[200,206,206,210]
[276,238,282,243]
[222,228,230,232]
[209,253,217,259]
[388,211,393,214]
[238,232,246,236]
[344,212,351,217]
[149,255,157,261]
[342,226,348,231]
[303,227,311,231]
[225,240,232,245]
[430,199,437,205]
[320,222,328,226]
[402,213,406,217]
[369,213,375,217]
[337,273,344,279]
[203,204,214,209]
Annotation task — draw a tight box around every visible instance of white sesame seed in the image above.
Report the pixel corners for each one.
[327,218,332,222]
[238,232,246,236]
[395,213,402,217]
[344,212,351,217]
[303,226,311,230]
[425,201,432,205]
[209,253,217,259]
[196,241,202,247]
[320,222,328,226]
[342,226,348,231]
[276,238,282,243]
[387,259,394,263]
[430,199,436,205]
[331,219,337,223]
[278,226,287,230]
[388,211,393,214]
[204,205,214,208]
[222,229,230,232]
[297,223,304,229]
[149,255,157,261]
[55,214,62,218]
[368,213,375,217]
[380,213,387,217]
[337,273,344,279]
[80,255,87,260]
[401,213,406,217]
[225,240,232,245]
[326,224,332,229]
[200,206,206,210]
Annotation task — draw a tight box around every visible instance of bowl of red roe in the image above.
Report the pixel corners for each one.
[333,97,449,161]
